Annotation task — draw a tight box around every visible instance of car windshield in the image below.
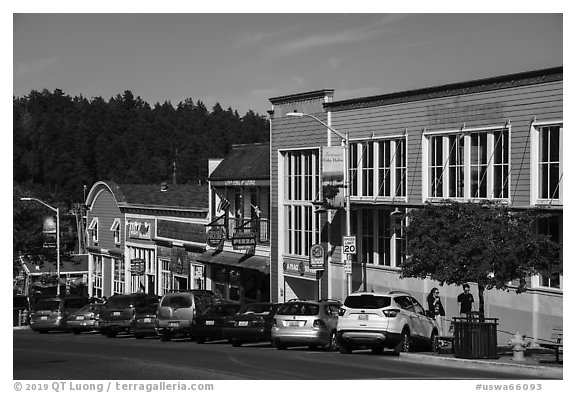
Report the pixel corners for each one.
[239,303,274,315]
[35,300,60,311]
[138,303,158,313]
[75,304,96,314]
[276,302,319,316]
[161,295,192,309]
[344,295,391,309]
[203,304,240,316]
[105,297,134,308]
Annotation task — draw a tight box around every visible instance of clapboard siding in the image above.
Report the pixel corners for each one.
[87,188,124,250]
[330,81,563,207]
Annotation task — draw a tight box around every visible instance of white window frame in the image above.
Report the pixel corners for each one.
[112,257,125,294]
[530,121,563,206]
[422,125,511,202]
[93,255,103,297]
[88,217,99,243]
[281,148,321,258]
[349,135,408,201]
[110,218,121,245]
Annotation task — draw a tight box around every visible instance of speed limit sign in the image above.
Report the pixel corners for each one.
[343,236,357,255]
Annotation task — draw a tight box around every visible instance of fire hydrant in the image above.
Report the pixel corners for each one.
[509,332,527,361]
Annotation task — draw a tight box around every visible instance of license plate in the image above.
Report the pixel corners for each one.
[144,318,151,323]
[358,314,368,320]
[41,316,48,320]
[205,320,214,326]
[76,316,84,320]
[238,321,249,327]
[113,312,121,316]
[169,321,179,327]
[289,321,300,327]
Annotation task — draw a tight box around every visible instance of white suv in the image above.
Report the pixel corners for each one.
[337,291,438,354]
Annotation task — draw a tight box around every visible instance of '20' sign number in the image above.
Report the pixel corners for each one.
[343,236,357,255]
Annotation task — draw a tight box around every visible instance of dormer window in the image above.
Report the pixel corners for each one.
[88,217,99,243]
[110,218,121,244]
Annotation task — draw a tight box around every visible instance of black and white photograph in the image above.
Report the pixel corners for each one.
[9,3,569,390]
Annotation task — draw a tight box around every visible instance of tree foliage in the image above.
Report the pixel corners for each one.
[13,89,270,204]
[400,202,561,316]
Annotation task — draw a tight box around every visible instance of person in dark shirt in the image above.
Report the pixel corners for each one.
[457,283,475,316]
[427,287,446,336]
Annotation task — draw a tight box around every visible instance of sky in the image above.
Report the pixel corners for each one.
[12,11,564,116]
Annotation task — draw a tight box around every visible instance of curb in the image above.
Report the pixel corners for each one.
[400,353,563,379]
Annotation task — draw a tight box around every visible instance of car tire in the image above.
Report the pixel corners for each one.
[196,337,206,344]
[73,330,81,335]
[395,329,411,353]
[38,330,48,334]
[160,332,172,342]
[231,339,242,347]
[338,342,352,354]
[276,342,287,350]
[325,331,338,352]
[106,330,118,338]
[135,334,144,339]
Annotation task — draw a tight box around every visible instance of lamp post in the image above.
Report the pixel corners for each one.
[20,197,61,296]
[286,112,352,291]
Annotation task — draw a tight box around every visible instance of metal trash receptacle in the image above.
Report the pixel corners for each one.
[452,315,498,359]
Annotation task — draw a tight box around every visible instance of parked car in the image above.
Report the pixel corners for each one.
[13,295,30,326]
[66,303,104,334]
[223,302,282,347]
[156,290,221,341]
[134,299,160,339]
[29,296,90,333]
[271,299,341,351]
[98,293,159,338]
[192,303,243,344]
[336,291,438,354]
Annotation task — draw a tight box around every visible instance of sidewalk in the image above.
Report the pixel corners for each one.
[401,346,563,379]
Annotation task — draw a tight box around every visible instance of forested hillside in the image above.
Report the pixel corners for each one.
[13,88,270,204]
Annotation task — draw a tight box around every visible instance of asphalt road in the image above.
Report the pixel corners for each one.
[13,329,537,380]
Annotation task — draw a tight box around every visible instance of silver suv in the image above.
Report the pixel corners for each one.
[337,291,438,354]
[271,299,341,351]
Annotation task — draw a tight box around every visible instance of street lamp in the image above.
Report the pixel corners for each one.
[20,197,61,296]
[285,112,352,272]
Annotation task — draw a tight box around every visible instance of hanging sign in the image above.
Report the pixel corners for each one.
[309,244,326,270]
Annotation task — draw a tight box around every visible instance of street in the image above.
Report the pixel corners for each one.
[13,329,542,380]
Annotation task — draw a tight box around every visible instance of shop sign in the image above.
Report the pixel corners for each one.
[157,219,206,243]
[283,258,315,279]
[232,232,256,250]
[127,219,151,240]
[130,258,145,275]
[224,179,256,186]
[206,228,225,247]
[170,246,188,275]
[309,244,326,270]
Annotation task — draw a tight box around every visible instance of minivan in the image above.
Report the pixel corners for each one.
[29,296,90,333]
[156,290,221,341]
[98,293,159,338]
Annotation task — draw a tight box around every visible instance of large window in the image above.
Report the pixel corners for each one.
[113,258,125,294]
[283,150,320,257]
[351,207,404,267]
[349,138,406,199]
[425,127,509,200]
[93,255,103,297]
[532,123,562,205]
[536,214,562,290]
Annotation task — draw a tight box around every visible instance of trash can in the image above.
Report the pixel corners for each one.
[452,315,499,359]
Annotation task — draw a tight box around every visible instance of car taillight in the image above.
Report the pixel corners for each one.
[338,307,346,316]
[383,309,400,318]
[312,319,326,329]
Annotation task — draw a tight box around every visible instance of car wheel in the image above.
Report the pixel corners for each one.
[429,331,439,352]
[276,342,287,350]
[160,332,172,342]
[106,330,118,338]
[196,337,206,344]
[38,330,48,334]
[135,334,144,339]
[73,330,81,335]
[338,342,352,354]
[325,331,338,352]
[231,339,242,347]
[396,329,411,353]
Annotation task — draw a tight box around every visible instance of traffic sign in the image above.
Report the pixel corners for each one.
[343,236,357,255]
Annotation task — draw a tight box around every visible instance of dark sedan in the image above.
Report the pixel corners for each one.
[134,303,159,339]
[222,302,282,347]
[192,303,242,344]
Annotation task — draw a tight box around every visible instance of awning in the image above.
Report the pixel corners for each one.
[197,251,270,274]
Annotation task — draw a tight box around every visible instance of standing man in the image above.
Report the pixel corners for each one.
[457,283,475,317]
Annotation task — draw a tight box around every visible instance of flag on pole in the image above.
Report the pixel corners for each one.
[212,187,231,212]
